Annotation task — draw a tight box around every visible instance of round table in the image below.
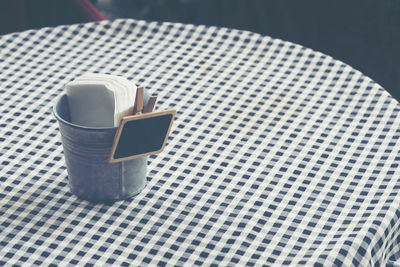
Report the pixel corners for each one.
[0,19,399,266]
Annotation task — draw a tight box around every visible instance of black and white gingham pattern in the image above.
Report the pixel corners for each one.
[1,19,400,266]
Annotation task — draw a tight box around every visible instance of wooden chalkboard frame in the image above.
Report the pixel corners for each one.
[109,109,176,163]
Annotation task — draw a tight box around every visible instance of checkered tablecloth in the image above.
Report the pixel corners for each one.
[1,19,400,266]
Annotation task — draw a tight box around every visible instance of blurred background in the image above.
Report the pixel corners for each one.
[1,0,399,101]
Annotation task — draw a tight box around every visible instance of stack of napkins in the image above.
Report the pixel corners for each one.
[65,74,137,127]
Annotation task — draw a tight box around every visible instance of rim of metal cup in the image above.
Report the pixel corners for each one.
[53,94,118,131]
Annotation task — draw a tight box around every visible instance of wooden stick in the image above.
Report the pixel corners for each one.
[144,96,157,113]
[133,86,144,115]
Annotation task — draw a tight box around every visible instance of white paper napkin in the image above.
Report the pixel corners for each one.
[65,74,137,127]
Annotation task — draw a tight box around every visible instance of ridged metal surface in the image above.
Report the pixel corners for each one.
[53,93,149,203]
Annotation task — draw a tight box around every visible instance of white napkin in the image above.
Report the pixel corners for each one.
[65,74,137,127]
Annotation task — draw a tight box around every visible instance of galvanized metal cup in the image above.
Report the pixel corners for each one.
[53,93,149,203]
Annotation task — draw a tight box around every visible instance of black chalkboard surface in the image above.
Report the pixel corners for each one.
[109,109,176,163]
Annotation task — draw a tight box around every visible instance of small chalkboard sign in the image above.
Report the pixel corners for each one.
[109,109,176,163]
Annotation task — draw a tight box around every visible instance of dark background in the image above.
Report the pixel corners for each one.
[1,0,399,101]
